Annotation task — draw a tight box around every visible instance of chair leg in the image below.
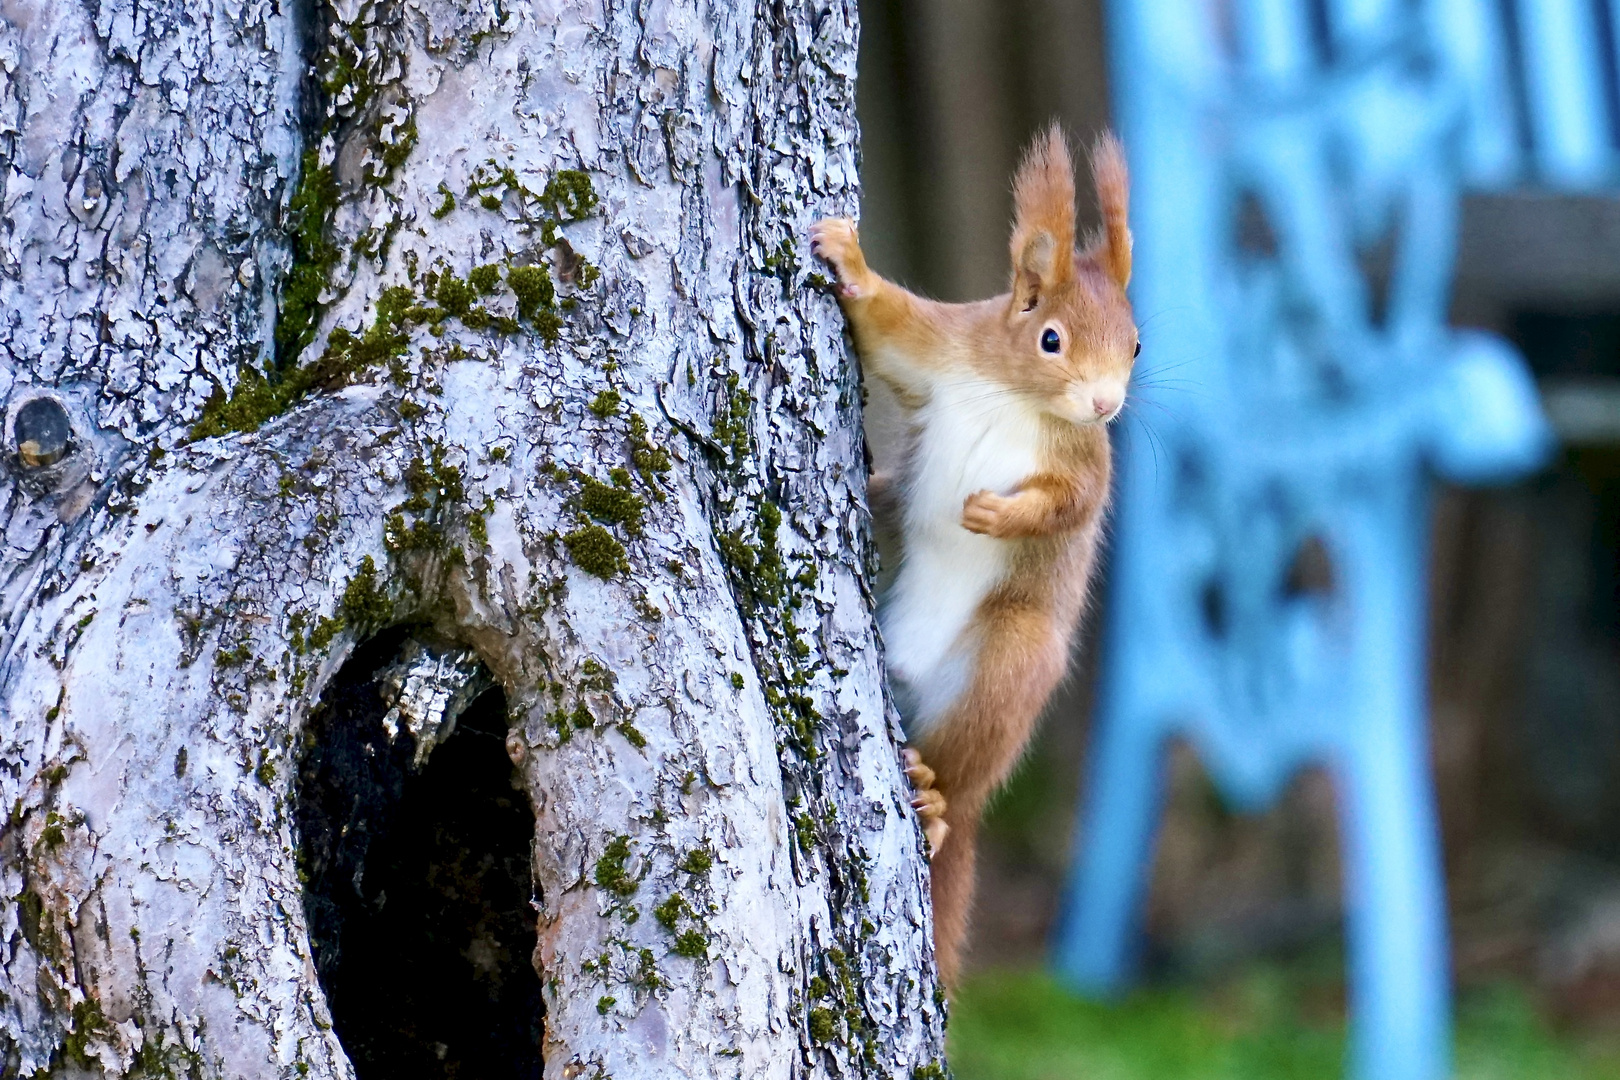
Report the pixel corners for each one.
[1336,734,1451,1080]
[1050,716,1166,994]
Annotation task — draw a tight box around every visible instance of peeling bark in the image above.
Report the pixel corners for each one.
[0,0,945,1076]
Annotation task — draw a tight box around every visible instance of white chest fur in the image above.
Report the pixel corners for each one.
[881,376,1044,733]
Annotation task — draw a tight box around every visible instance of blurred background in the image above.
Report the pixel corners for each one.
[854,1,1620,1076]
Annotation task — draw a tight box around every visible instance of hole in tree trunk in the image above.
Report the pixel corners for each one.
[295,629,544,1078]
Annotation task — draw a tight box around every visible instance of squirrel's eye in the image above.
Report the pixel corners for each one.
[1134,340,1142,357]
[1040,328,1061,353]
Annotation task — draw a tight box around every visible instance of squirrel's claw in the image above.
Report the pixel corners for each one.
[810,217,866,299]
[903,747,934,788]
[903,748,950,856]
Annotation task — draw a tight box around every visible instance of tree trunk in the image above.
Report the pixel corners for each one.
[0,0,946,1076]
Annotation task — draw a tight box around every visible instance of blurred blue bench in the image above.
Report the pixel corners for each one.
[1048,2,1620,1077]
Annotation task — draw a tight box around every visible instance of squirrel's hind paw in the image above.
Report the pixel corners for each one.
[903,748,951,855]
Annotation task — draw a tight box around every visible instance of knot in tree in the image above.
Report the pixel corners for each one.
[12,397,72,469]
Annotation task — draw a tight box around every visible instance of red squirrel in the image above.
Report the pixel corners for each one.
[810,126,1136,985]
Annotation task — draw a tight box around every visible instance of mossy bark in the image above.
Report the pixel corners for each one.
[0,0,945,1076]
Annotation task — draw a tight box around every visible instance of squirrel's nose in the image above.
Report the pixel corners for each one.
[1092,392,1122,418]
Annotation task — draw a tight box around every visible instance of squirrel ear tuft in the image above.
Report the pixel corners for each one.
[1087,131,1132,289]
[1010,124,1076,310]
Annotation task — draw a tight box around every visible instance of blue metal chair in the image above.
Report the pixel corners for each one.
[1049,2,1598,1077]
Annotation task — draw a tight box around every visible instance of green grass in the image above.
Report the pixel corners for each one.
[948,968,1620,1080]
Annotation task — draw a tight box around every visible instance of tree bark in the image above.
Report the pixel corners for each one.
[0,0,946,1076]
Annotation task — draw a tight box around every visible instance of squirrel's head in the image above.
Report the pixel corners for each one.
[1002,126,1136,426]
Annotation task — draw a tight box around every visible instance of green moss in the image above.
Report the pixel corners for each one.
[321,55,360,100]
[627,413,673,494]
[277,150,341,362]
[578,471,645,535]
[730,672,745,690]
[912,1064,946,1080]
[432,185,456,219]
[17,889,42,947]
[654,894,689,931]
[619,721,647,749]
[308,613,344,651]
[409,446,463,502]
[761,237,798,277]
[716,497,791,618]
[534,309,564,343]
[597,995,616,1015]
[190,283,414,441]
[255,749,278,788]
[340,555,391,629]
[384,446,470,556]
[187,369,286,442]
[61,997,116,1067]
[755,500,787,604]
[507,263,557,323]
[593,835,638,897]
[794,812,816,856]
[564,525,628,579]
[435,272,475,319]
[809,1007,838,1042]
[39,811,66,849]
[580,658,617,692]
[635,946,662,990]
[679,846,712,875]
[546,707,575,743]
[540,169,599,220]
[193,251,560,442]
[672,929,708,959]
[711,372,752,461]
[589,390,622,417]
[380,117,417,172]
[716,529,756,576]
[215,643,252,668]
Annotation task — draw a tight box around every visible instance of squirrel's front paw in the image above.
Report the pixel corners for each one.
[903,748,950,856]
[809,217,867,299]
[961,490,1014,536]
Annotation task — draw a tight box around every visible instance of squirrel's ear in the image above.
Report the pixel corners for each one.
[1086,131,1132,289]
[1009,124,1076,311]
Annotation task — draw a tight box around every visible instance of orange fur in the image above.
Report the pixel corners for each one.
[1086,131,1132,289]
[811,127,1136,987]
[1010,125,1078,309]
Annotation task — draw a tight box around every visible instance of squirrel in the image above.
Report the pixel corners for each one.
[810,125,1136,986]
